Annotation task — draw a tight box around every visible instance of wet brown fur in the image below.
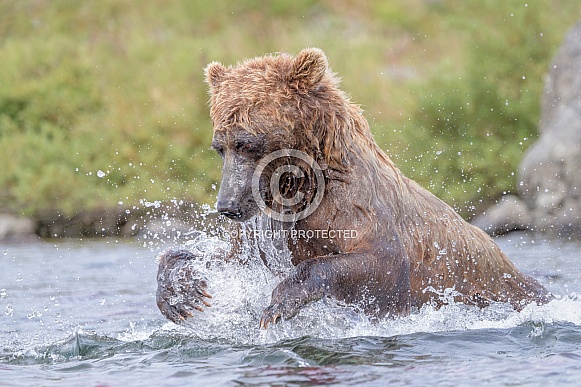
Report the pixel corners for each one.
[156,48,551,327]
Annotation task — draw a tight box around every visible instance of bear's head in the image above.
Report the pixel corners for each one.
[205,48,357,222]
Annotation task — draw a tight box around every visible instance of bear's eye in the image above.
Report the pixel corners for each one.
[211,143,225,157]
[234,140,256,154]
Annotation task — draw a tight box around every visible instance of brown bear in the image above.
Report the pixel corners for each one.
[156,48,551,328]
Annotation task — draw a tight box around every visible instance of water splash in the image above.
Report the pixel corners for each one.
[156,229,581,345]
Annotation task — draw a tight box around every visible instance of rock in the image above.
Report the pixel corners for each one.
[35,208,131,238]
[29,201,212,239]
[518,20,581,237]
[0,213,37,241]
[471,195,531,236]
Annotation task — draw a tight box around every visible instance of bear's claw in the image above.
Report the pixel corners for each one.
[156,277,213,323]
[259,299,302,329]
[259,308,282,329]
[156,249,212,324]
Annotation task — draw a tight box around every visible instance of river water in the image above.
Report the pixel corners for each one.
[1,231,580,386]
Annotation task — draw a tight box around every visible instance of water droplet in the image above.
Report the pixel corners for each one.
[27,310,41,319]
[97,170,106,178]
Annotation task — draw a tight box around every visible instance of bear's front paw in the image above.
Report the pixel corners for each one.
[156,277,212,323]
[156,249,212,324]
[259,299,301,329]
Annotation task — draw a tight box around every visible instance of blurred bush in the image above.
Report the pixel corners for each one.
[406,0,575,216]
[0,0,578,218]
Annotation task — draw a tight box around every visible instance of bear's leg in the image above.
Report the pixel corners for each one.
[259,252,410,328]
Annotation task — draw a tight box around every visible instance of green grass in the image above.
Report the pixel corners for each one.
[0,0,579,218]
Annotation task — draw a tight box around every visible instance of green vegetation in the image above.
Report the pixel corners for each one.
[0,0,579,218]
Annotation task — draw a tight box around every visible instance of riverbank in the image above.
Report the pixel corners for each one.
[0,201,220,241]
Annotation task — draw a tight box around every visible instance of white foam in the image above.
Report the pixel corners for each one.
[165,232,581,344]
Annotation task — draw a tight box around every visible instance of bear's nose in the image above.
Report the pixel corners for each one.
[217,201,242,220]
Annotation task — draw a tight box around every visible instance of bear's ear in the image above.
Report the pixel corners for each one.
[290,48,328,89]
[204,61,227,90]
